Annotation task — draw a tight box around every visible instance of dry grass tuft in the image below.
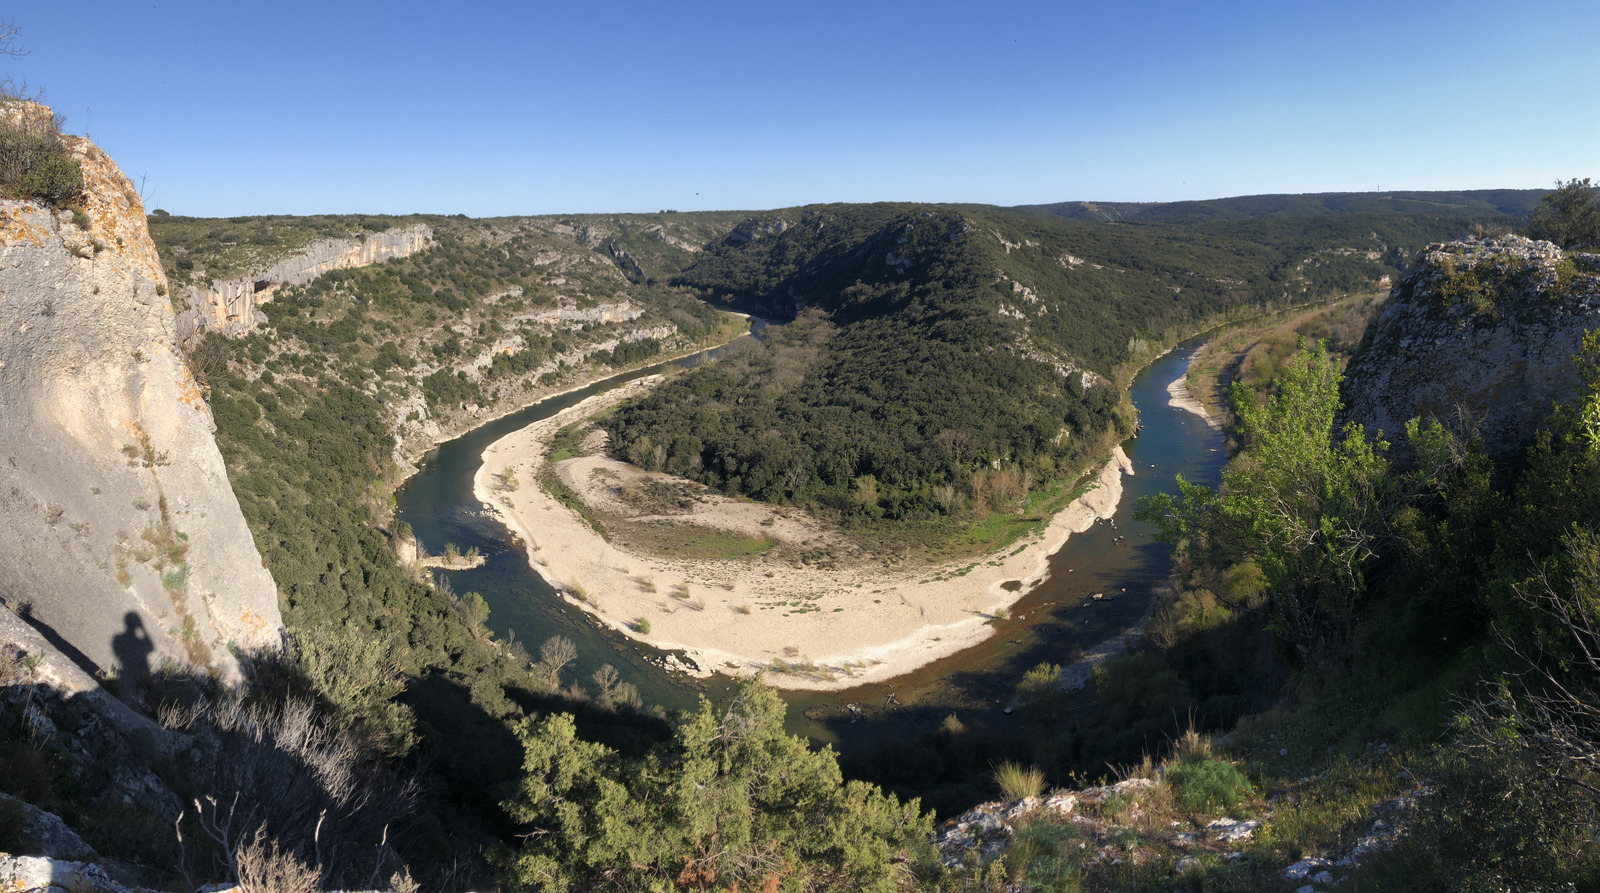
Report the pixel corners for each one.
[236,827,320,893]
[1172,718,1214,764]
[995,761,1046,801]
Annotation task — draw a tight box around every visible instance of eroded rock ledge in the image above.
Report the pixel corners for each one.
[1341,235,1600,458]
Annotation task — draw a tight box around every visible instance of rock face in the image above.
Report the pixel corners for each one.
[1341,236,1600,458]
[0,109,283,682]
[174,222,433,338]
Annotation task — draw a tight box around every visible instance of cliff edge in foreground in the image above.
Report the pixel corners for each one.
[0,104,282,682]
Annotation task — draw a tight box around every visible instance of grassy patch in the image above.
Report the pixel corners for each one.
[537,463,609,539]
[887,470,1104,572]
[546,422,586,464]
[622,525,776,561]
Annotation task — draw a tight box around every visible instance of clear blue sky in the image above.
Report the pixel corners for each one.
[11,0,1598,216]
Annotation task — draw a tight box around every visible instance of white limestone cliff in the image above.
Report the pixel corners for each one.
[174,223,433,338]
[0,106,283,683]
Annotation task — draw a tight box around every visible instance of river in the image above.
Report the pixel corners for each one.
[394,328,1224,753]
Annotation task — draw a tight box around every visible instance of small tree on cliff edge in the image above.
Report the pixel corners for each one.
[1526,177,1600,249]
[0,18,83,208]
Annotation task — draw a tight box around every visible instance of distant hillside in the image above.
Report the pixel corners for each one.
[1012,188,1544,226]
[149,211,750,465]
[603,199,1497,523]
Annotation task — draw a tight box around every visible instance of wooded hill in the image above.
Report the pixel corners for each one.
[604,196,1538,523]
[1013,188,1542,225]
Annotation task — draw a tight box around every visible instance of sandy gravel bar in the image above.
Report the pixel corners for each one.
[1167,356,1220,429]
[474,375,1133,691]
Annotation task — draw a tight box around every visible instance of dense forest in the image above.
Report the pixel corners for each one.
[604,200,1527,523]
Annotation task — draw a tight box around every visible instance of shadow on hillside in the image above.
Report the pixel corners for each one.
[0,675,179,889]
[110,612,153,683]
[820,542,1177,818]
[398,669,674,884]
[10,604,107,681]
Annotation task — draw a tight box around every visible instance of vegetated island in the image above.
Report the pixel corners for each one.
[473,375,1133,690]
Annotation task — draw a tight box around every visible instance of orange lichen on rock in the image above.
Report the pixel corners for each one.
[239,607,268,637]
[0,204,49,247]
[174,361,210,412]
[60,134,167,285]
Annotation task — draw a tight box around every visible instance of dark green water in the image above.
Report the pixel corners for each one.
[394,330,1223,747]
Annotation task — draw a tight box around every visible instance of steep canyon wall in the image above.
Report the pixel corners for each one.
[0,109,283,682]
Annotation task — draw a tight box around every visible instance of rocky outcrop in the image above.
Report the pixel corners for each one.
[1341,236,1600,458]
[0,855,128,893]
[0,792,98,861]
[174,223,432,339]
[721,215,789,247]
[0,108,283,683]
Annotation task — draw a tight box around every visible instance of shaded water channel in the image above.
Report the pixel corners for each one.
[395,327,1224,752]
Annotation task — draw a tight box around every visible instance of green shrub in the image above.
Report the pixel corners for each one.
[0,102,83,207]
[1525,177,1600,249]
[0,739,57,806]
[633,617,650,634]
[501,679,930,891]
[1166,759,1251,812]
[18,150,81,205]
[1005,818,1083,892]
[1363,744,1600,892]
[1016,661,1066,721]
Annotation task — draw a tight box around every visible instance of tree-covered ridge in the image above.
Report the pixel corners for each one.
[1013,188,1544,226]
[604,201,1501,522]
[604,309,1125,521]
[147,209,752,288]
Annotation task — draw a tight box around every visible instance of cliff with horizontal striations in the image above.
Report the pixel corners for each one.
[174,223,432,338]
[1341,235,1600,457]
[0,106,283,683]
